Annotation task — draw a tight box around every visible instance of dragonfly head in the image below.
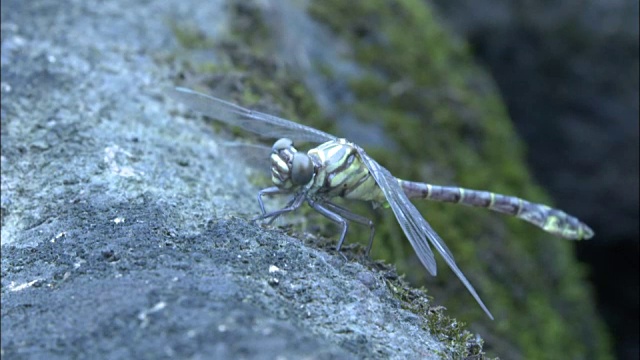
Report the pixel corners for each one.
[270,138,314,189]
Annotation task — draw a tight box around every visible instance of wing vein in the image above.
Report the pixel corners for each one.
[168,87,337,144]
[358,148,494,320]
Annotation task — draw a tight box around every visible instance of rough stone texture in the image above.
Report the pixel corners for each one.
[429,1,638,358]
[0,0,469,359]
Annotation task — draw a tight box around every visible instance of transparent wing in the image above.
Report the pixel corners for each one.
[357,147,494,320]
[169,87,337,144]
[220,141,272,176]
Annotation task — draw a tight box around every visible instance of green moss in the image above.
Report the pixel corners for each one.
[388,277,490,359]
[170,22,216,49]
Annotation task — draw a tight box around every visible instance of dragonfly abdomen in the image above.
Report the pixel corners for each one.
[400,181,594,240]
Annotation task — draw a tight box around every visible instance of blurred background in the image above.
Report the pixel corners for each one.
[428,1,638,358]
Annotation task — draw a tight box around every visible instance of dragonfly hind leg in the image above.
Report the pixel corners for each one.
[307,200,349,260]
[309,200,375,257]
[323,202,375,257]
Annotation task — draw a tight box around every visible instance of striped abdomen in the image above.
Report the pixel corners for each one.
[400,181,594,240]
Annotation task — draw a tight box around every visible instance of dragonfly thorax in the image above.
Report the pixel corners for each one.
[269,138,315,190]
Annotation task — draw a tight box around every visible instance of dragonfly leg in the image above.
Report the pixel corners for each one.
[257,186,287,215]
[254,193,305,224]
[323,202,375,257]
[263,196,296,225]
[307,199,350,260]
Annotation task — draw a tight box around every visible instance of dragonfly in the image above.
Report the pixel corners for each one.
[169,87,594,320]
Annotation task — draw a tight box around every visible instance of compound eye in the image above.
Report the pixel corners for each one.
[273,138,294,152]
[291,153,314,185]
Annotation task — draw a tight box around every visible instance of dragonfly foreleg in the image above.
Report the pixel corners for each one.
[264,195,298,225]
[257,186,288,215]
[254,192,305,224]
[323,202,376,256]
